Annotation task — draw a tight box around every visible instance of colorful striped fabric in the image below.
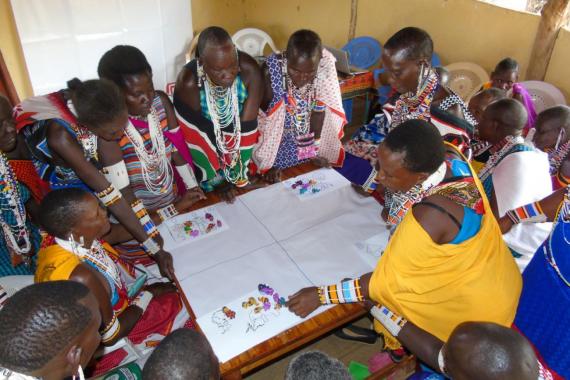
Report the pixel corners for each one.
[119,95,176,211]
[174,59,259,190]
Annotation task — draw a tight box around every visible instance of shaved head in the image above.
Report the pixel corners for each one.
[445,322,538,380]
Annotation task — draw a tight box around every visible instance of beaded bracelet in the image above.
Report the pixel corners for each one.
[131,200,159,238]
[157,204,179,222]
[133,290,153,314]
[505,201,547,224]
[370,305,408,337]
[313,101,326,113]
[317,278,364,304]
[96,184,122,207]
[141,237,160,256]
[100,314,121,344]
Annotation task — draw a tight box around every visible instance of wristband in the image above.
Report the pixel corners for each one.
[176,164,198,190]
[506,201,547,224]
[370,305,407,337]
[133,290,153,314]
[318,278,364,304]
[141,237,160,256]
[100,314,121,343]
[101,161,129,190]
[96,184,122,207]
[157,204,179,222]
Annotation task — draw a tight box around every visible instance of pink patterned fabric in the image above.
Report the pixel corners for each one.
[253,49,346,173]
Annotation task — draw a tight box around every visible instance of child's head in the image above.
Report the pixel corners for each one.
[441,322,538,380]
[533,105,570,151]
[477,98,527,144]
[490,57,519,91]
[468,88,507,124]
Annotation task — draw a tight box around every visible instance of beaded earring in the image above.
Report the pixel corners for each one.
[281,52,288,93]
[416,63,426,95]
[197,61,204,88]
[555,128,565,150]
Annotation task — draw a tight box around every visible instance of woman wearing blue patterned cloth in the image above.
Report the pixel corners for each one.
[499,185,570,378]
[0,95,41,276]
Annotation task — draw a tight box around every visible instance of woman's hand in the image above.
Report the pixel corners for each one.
[145,282,178,298]
[154,250,175,280]
[216,182,238,203]
[262,168,282,184]
[498,215,514,234]
[286,286,321,318]
[175,187,207,212]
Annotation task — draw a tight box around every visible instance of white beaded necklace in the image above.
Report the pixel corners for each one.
[0,152,31,256]
[125,108,173,195]
[200,64,243,184]
[282,56,316,137]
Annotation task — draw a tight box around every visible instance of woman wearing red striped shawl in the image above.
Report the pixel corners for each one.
[173,27,263,203]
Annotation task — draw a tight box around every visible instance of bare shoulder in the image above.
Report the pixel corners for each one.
[239,51,262,81]
[156,90,173,106]
[175,64,198,93]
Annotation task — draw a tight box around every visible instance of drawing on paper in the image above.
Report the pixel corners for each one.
[165,207,227,243]
[284,171,337,200]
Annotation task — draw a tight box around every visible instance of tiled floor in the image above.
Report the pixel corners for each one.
[245,316,382,379]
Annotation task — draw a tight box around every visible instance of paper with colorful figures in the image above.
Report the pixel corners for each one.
[197,283,302,363]
[164,207,228,244]
[283,169,340,200]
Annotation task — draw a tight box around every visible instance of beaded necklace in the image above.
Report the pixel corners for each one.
[548,140,570,175]
[66,100,98,161]
[478,135,525,183]
[198,63,244,185]
[0,152,31,257]
[58,236,123,292]
[391,68,438,128]
[282,56,316,137]
[125,108,173,195]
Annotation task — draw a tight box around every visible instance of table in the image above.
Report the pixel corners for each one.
[169,164,380,379]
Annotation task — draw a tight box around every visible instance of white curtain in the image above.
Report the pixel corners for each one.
[11,0,192,96]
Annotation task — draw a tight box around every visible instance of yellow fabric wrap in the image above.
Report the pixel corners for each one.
[368,157,522,350]
[35,244,82,283]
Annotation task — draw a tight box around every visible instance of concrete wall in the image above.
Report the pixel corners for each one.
[0,0,32,100]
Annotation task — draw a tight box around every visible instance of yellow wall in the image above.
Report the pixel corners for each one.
[545,27,570,101]
[0,0,33,100]
[355,0,539,77]
[3,0,570,101]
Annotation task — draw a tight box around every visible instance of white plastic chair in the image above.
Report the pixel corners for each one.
[232,28,278,58]
[520,80,567,114]
[445,62,490,101]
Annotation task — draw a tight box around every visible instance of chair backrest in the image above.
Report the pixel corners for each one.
[232,28,278,58]
[519,80,567,114]
[445,62,490,101]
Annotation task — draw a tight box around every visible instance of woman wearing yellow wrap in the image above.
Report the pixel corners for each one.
[287,120,521,355]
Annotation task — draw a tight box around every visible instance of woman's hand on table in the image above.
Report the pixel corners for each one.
[175,187,207,212]
[216,182,238,204]
[286,286,321,318]
[262,168,282,184]
[311,157,331,168]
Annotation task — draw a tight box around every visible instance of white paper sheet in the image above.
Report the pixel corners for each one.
[197,285,303,363]
[283,169,348,201]
[172,172,389,363]
[355,230,393,269]
[164,207,228,247]
[240,169,359,241]
[159,200,275,282]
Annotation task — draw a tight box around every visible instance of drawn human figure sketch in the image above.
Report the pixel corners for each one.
[211,309,232,334]
[283,169,342,200]
[165,206,228,243]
